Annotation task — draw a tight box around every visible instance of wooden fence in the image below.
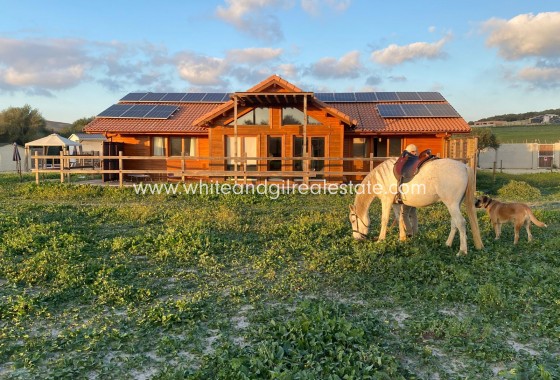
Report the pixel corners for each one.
[31,151,476,187]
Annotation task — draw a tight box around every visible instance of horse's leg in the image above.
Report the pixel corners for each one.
[445,218,457,247]
[448,203,468,255]
[378,196,393,240]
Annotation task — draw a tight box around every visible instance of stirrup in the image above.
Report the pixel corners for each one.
[394,193,403,204]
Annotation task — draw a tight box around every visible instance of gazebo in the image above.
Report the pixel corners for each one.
[24,133,81,171]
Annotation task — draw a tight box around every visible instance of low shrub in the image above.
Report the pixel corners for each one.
[497,180,541,201]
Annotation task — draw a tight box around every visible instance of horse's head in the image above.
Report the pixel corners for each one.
[349,204,369,240]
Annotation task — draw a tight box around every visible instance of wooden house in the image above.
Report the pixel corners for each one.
[84,75,471,182]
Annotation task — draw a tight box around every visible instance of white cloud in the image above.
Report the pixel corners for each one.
[309,51,362,79]
[216,0,287,42]
[175,52,228,86]
[278,63,299,78]
[0,38,89,92]
[516,65,560,88]
[371,35,451,66]
[226,47,283,63]
[483,12,560,60]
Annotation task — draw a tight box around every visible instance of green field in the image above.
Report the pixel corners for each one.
[1,173,559,379]
[485,124,560,144]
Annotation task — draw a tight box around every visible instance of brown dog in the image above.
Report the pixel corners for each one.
[475,195,547,244]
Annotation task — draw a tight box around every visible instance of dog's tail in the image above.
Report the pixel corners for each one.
[527,208,547,228]
[465,166,484,250]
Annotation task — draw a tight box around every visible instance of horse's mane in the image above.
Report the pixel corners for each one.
[363,158,397,186]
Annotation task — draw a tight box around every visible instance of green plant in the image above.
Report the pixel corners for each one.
[497,180,542,201]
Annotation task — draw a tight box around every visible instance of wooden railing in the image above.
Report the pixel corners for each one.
[30,151,475,187]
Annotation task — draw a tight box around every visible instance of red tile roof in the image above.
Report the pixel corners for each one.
[84,75,471,135]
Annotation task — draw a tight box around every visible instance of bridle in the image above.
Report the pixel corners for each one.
[350,210,369,239]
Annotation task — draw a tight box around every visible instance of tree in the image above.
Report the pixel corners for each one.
[471,127,500,151]
[60,116,95,136]
[0,105,47,144]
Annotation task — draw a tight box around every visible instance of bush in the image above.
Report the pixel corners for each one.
[497,180,541,201]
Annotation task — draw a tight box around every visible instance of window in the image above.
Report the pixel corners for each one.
[374,137,402,157]
[282,107,320,125]
[225,136,257,171]
[389,138,402,157]
[353,138,368,157]
[292,136,325,176]
[170,137,182,156]
[228,107,269,125]
[152,137,165,156]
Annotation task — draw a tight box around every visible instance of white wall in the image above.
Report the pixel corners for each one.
[0,145,25,172]
[479,142,560,170]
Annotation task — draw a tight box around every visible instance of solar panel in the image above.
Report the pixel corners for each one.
[141,93,167,101]
[418,92,445,101]
[120,93,148,101]
[120,105,156,118]
[221,93,232,102]
[315,93,335,102]
[376,92,399,101]
[98,104,133,117]
[182,93,206,102]
[377,104,406,117]
[201,93,228,102]
[426,104,459,117]
[396,92,422,101]
[401,104,432,117]
[161,93,187,102]
[334,92,356,102]
[144,105,179,119]
[354,92,378,102]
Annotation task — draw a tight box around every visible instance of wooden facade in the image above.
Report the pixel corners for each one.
[84,75,472,182]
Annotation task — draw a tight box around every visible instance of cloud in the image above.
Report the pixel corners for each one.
[365,75,381,86]
[515,65,560,89]
[309,51,363,79]
[175,52,228,86]
[388,75,407,82]
[0,38,89,93]
[278,63,300,78]
[226,47,283,63]
[482,12,560,60]
[371,35,451,66]
[301,0,351,16]
[216,0,287,42]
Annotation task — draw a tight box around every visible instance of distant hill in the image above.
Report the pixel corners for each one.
[478,108,560,122]
[45,120,72,134]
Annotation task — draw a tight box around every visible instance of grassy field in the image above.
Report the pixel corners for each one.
[1,172,559,379]
[483,124,560,144]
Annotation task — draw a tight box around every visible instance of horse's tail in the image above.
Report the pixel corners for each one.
[465,166,484,250]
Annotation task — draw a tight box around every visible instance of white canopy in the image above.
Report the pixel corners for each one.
[25,133,81,147]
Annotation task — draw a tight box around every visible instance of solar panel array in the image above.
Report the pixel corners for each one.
[315,92,445,102]
[377,104,459,118]
[97,104,179,119]
[120,92,231,102]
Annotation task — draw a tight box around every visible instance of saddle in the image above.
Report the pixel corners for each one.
[393,149,438,183]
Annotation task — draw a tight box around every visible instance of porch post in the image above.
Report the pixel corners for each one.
[303,94,309,185]
[234,95,239,181]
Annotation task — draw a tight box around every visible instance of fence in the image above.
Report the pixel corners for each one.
[31,151,476,187]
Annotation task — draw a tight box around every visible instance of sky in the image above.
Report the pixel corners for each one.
[1,0,559,124]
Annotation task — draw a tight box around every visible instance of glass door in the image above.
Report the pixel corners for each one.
[267,136,282,171]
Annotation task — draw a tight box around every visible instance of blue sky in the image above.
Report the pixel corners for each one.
[1,0,559,123]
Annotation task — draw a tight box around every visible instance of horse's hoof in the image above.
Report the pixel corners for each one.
[456,251,467,257]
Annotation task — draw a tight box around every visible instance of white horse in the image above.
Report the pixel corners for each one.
[349,158,483,255]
